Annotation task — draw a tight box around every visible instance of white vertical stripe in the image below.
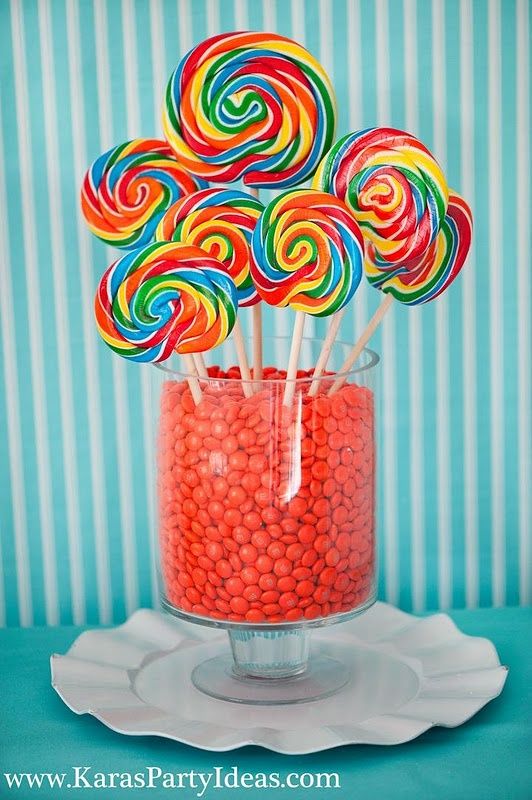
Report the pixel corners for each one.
[177,0,192,68]
[66,0,112,624]
[94,0,139,615]
[432,0,452,609]
[262,0,276,30]
[375,0,389,127]
[516,0,531,606]
[149,0,167,130]
[318,0,333,79]
[403,0,419,137]
[121,0,141,134]
[112,357,139,616]
[459,0,479,608]
[234,0,248,28]
[290,0,305,44]
[0,101,33,627]
[346,0,362,130]
[122,0,158,608]
[487,0,505,606]
[38,0,86,624]
[375,0,399,605]
[9,0,59,625]
[404,0,426,612]
[345,0,367,339]
[205,0,220,36]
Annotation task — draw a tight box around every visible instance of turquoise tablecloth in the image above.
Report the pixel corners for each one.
[0,608,530,800]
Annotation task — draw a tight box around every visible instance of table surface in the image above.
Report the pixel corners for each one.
[0,607,530,800]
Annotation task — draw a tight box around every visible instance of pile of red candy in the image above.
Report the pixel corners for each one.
[158,367,375,624]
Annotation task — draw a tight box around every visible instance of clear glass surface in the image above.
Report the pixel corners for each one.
[152,336,379,703]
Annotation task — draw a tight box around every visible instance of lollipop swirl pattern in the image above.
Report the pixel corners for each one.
[313,127,449,269]
[81,139,207,249]
[250,190,364,316]
[94,241,238,361]
[163,31,337,188]
[155,188,264,307]
[365,192,473,305]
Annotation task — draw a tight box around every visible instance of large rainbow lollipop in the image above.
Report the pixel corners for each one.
[251,189,364,402]
[313,127,449,268]
[81,138,207,249]
[155,187,264,393]
[162,31,337,188]
[94,241,238,374]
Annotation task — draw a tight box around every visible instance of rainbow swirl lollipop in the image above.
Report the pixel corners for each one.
[365,192,472,305]
[313,127,449,268]
[162,31,337,188]
[250,190,364,316]
[94,241,238,361]
[155,188,264,307]
[81,138,207,249]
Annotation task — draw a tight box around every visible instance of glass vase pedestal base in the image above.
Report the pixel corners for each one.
[163,597,377,706]
[192,630,349,704]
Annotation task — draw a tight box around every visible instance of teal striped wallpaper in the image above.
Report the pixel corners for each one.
[0,0,530,627]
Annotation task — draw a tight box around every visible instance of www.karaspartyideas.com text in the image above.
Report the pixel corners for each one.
[3,766,341,794]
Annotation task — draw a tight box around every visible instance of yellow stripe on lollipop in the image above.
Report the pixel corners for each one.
[367,149,439,184]
[115,281,134,324]
[98,326,136,351]
[290,275,344,314]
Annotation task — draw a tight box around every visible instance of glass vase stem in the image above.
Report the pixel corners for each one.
[228,629,310,679]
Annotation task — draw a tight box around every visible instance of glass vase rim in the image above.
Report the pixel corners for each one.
[153,338,380,385]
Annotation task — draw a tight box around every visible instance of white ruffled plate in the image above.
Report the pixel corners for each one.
[50,602,508,754]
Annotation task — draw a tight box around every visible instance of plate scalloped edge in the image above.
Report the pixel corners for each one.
[50,602,509,753]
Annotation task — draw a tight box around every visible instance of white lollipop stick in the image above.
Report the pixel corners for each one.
[252,303,263,388]
[283,311,306,406]
[181,353,202,405]
[193,353,208,378]
[307,307,347,397]
[328,294,393,395]
[232,318,254,398]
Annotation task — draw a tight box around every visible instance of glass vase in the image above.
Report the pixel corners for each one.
[153,336,378,704]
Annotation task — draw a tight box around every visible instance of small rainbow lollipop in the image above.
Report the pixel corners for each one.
[94,241,238,402]
[156,187,263,307]
[81,138,207,249]
[156,187,264,393]
[162,31,337,188]
[328,191,473,394]
[365,192,473,304]
[251,189,364,402]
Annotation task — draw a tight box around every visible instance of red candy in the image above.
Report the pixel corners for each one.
[158,366,375,623]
